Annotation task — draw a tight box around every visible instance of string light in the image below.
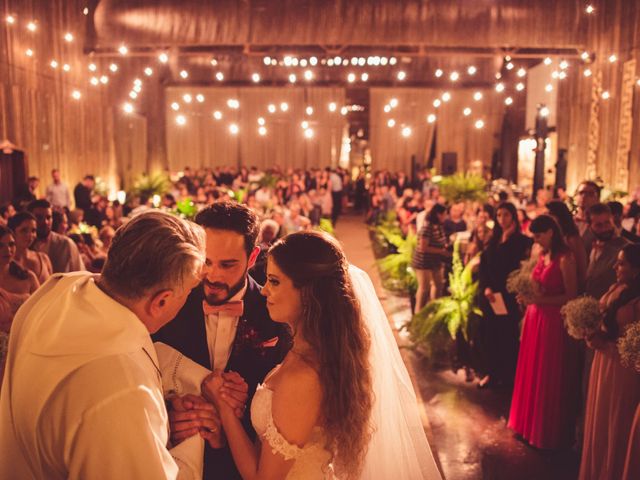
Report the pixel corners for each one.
[306,106,314,115]
[100,75,109,84]
[304,70,313,81]
[585,5,595,14]
[210,58,218,67]
[144,67,153,76]
[304,128,314,139]
[387,119,396,128]
[196,94,205,103]
[183,94,192,103]
[516,82,525,91]
[389,98,398,108]
[475,119,485,129]
[158,53,169,63]
[5,15,16,24]
[467,66,477,75]
[123,103,134,114]
[427,114,437,123]
[258,117,266,126]
[450,71,459,82]
[442,92,451,102]
[50,60,59,69]
[90,77,99,85]
[551,71,560,79]
[540,106,550,117]
[545,83,553,92]
[229,123,239,135]
[401,126,412,137]
[176,115,186,126]
[397,71,406,81]
[473,91,483,101]
[506,62,514,70]
[435,69,443,78]
[171,102,180,111]
[301,120,309,129]
[288,73,297,83]
[83,7,89,15]
[389,57,397,65]
[268,104,276,113]
[213,111,222,120]
[280,102,289,112]
[88,63,97,72]
[300,59,308,67]
[27,21,37,32]
[609,54,617,63]
[581,51,590,61]
[380,57,388,65]
[383,105,391,113]
[584,68,592,77]
[328,102,337,112]
[544,57,552,65]
[309,56,318,66]
[558,71,567,80]
[347,73,356,83]
[180,70,188,79]
[602,91,610,99]
[495,83,505,92]
[340,106,348,115]
[361,73,369,82]
[62,64,70,72]
[463,108,472,116]
[517,68,526,77]
[263,57,271,66]
[433,99,442,108]
[252,73,261,83]
[129,91,137,99]
[216,72,224,81]
[71,90,81,100]
[559,60,569,70]
[25,49,34,57]
[227,99,240,109]
[64,32,74,42]
[118,45,128,56]
[109,63,118,73]
[258,126,267,136]
[505,96,513,105]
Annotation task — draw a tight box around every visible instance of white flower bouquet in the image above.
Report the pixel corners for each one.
[618,321,640,372]
[506,258,537,304]
[561,296,601,340]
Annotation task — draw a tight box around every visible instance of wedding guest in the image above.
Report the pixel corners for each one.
[249,219,279,286]
[465,220,493,266]
[517,208,532,234]
[476,203,533,388]
[99,225,116,252]
[508,214,581,449]
[580,244,640,480]
[153,201,292,480]
[13,176,39,210]
[608,201,640,243]
[73,174,95,211]
[0,211,207,478]
[0,204,15,227]
[51,210,69,235]
[546,200,588,292]
[45,168,71,211]
[7,212,53,285]
[28,200,85,273]
[412,204,451,313]
[574,181,601,255]
[443,202,468,239]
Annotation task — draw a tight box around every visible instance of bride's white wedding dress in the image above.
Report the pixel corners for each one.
[251,383,335,479]
[155,265,442,480]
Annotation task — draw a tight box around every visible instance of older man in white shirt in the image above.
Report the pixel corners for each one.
[0,211,213,479]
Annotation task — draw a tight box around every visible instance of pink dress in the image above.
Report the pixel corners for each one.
[623,404,640,480]
[508,254,581,449]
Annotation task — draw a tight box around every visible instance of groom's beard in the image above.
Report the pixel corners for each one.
[204,272,247,306]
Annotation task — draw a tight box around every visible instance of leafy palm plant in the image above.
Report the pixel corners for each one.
[406,242,482,355]
[129,171,171,199]
[438,172,488,203]
[377,231,417,294]
[317,218,335,236]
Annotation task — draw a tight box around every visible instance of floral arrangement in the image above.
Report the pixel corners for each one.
[618,321,640,372]
[506,258,537,303]
[561,296,601,340]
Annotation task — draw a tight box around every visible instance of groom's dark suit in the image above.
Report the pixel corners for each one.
[153,276,292,479]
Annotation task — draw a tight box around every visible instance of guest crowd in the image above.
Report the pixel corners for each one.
[1,163,640,479]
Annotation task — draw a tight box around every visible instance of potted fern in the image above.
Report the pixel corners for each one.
[405,242,482,360]
[377,231,418,300]
[437,172,488,204]
[128,171,171,200]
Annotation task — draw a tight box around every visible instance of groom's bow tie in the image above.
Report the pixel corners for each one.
[202,300,244,317]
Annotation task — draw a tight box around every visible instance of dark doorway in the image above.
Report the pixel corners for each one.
[0,147,27,204]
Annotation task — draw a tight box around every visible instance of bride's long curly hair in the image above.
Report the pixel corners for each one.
[269,231,372,478]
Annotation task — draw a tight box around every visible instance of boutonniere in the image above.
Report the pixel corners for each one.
[233,319,278,357]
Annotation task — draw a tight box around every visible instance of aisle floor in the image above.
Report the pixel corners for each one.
[334,214,580,480]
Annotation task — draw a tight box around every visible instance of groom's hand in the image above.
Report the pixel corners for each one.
[221,371,249,418]
[167,394,220,446]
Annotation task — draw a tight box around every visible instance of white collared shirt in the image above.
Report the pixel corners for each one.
[204,282,247,371]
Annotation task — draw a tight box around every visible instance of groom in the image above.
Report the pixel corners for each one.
[153,202,292,479]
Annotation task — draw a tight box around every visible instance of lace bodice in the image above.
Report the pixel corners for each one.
[251,383,335,479]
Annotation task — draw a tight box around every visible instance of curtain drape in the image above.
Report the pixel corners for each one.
[165,86,346,172]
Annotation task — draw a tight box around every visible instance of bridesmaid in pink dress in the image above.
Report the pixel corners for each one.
[508,214,581,449]
[580,244,640,480]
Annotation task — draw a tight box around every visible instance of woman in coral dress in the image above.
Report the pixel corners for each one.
[580,244,640,480]
[508,215,581,449]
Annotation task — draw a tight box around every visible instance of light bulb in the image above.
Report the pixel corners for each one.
[176,115,186,126]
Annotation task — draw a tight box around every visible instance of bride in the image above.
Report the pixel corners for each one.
[199,231,442,479]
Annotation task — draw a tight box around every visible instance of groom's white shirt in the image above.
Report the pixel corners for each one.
[0,273,197,479]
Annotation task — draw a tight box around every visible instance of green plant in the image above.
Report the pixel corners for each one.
[93,176,109,197]
[377,232,417,294]
[172,198,198,220]
[405,242,482,354]
[316,218,335,236]
[370,211,403,258]
[129,171,171,199]
[438,173,487,203]
[259,172,280,189]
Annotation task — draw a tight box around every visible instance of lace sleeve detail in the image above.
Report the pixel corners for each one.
[263,415,303,461]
